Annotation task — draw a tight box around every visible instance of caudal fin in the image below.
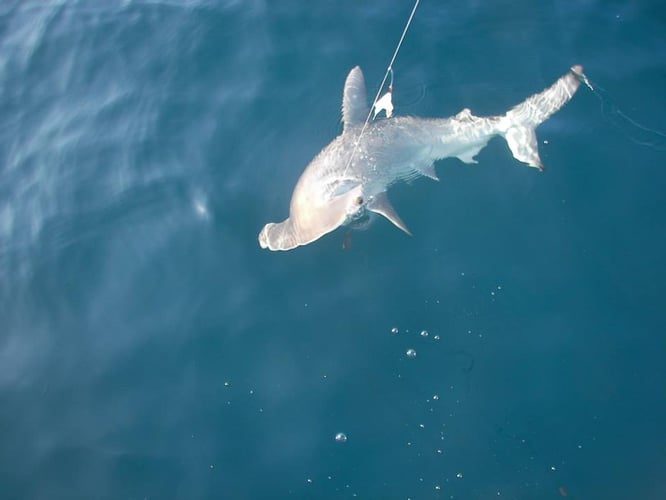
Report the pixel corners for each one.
[502,65,583,170]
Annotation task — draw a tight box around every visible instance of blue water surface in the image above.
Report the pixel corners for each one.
[1,1,665,498]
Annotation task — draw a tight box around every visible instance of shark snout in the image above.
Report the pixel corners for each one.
[258,218,302,251]
[258,223,273,249]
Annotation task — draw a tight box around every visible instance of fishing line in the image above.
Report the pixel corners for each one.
[575,69,666,151]
[342,0,420,178]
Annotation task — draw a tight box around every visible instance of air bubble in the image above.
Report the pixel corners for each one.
[406,348,417,358]
[391,327,399,334]
[420,330,429,337]
[335,432,348,443]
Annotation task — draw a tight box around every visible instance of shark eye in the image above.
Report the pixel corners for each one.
[356,196,363,205]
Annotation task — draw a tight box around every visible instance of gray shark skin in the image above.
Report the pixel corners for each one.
[259,65,583,251]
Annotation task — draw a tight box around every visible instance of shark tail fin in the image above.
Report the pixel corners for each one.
[502,65,583,171]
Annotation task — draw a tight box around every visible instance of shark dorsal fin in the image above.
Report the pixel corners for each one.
[342,66,370,131]
[367,192,412,236]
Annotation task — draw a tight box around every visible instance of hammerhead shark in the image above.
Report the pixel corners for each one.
[259,65,583,251]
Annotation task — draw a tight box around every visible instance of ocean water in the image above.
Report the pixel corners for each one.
[1,0,665,498]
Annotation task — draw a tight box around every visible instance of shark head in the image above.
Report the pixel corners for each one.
[258,183,365,251]
[258,66,372,251]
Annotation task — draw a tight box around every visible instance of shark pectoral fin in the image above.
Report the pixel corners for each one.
[342,66,370,130]
[368,192,412,236]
